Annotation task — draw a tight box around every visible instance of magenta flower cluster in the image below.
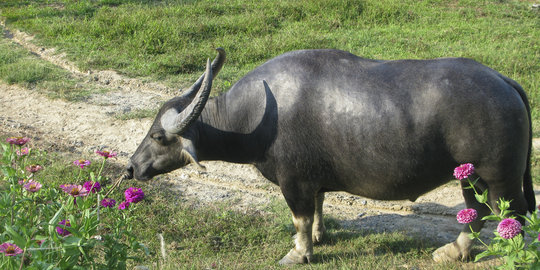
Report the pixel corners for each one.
[116,187,145,210]
[118,201,130,210]
[16,147,30,156]
[26,164,43,173]
[6,136,30,146]
[56,219,71,236]
[96,150,118,159]
[100,198,116,208]
[0,243,23,256]
[456,208,478,224]
[24,180,42,193]
[497,218,522,239]
[125,187,144,203]
[60,184,89,197]
[83,181,101,193]
[73,159,91,169]
[453,163,475,180]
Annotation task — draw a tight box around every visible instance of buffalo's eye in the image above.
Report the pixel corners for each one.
[151,132,165,144]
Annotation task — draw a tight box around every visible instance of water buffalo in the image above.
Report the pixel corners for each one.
[126,48,534,264]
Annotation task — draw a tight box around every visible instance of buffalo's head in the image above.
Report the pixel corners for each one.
[126,48,225,181]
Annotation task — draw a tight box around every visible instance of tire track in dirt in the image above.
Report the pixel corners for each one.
[1,25,538,260]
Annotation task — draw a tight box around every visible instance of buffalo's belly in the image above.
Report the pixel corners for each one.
[324,156,455,201]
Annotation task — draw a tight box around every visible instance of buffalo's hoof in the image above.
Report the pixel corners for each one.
[312,225,325,245]
[278,248,312,265]
[432,242,469,262]
[312,230,324,244]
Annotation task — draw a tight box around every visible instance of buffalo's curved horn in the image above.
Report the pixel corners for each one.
[181,47,226,99]
[164,58,213,134]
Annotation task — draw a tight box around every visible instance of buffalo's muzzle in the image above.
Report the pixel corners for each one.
[125,162,134,179]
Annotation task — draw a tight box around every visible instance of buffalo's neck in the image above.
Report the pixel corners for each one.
[194,94,277,164]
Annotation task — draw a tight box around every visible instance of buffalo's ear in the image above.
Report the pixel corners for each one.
[181,138,206,171]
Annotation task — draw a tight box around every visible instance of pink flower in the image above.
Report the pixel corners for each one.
[96,150,117,159]
[24,181,42,193]
[26,164,43,173]
[118,201,130,210]
[0,243,23,256]
[83,181,101,193]
[497,218,522,239]
[18,179,31,185]
[60,184,89,197]
[125,187,144,203]
[100,198,116,208]
[16,147,30,156]
[456,208,478,224]
[73,159,91,169]
[6,137,30,146]
[56,219,71,236]
[453,163,475,180]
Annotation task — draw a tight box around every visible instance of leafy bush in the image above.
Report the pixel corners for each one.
[0,136,148,269]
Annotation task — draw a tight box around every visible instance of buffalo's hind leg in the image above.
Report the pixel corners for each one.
[433,178,491,262]
[313,192,326,244]
[433,172,529,262]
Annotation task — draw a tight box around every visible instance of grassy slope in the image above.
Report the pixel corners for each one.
[0,0,538,120]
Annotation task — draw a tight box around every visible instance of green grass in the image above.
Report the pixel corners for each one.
[0,31,99,101]
[0,0,538,120]
[116,108,159,120]
[122,184,470,269]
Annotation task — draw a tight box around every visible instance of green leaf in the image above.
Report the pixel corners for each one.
[63,236,81,247]
[0,165,16,177]
[4,225,25,247]
[475,250,495,262]
[468,231,481,239]
[468,177,479,186]
[48,204,64,237]
[474,190,488,204]
[481,215,501,221]
[498,198,511,211]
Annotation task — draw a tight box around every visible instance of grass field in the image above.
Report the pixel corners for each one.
[0,0,538,268]
[0,0,538,120]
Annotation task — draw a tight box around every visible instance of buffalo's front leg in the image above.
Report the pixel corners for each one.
[279,215,314,264]
[278,179,316,264]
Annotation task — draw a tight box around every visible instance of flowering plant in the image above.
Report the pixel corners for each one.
[73,159,91,169]
[0,138,148,269]
[453,163,540,269]
[5,137,30,146]
[125,187,145,203]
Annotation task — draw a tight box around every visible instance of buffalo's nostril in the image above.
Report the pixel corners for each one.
[125,162,134,179]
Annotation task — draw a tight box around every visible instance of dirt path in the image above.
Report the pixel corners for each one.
[1,26,539,255]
